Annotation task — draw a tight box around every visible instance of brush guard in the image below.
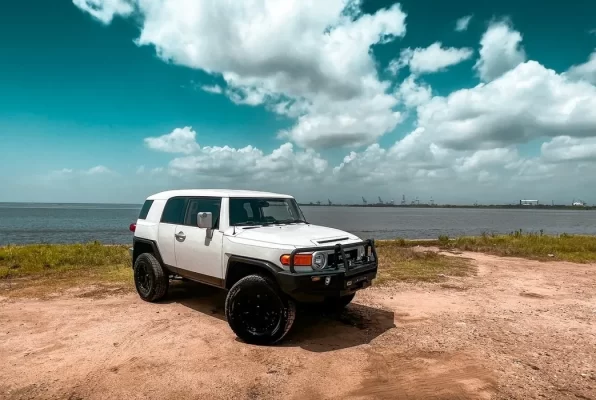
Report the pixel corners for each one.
[288,239,377,273]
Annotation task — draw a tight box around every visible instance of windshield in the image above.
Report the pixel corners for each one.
[229,198,307,226]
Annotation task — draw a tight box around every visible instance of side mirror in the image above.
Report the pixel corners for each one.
[197,212,213,229]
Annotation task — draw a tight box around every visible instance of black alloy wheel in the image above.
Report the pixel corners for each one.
[225,275,296,345]
[133,253,169,302]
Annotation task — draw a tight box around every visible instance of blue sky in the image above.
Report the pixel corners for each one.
[1,0,596,204]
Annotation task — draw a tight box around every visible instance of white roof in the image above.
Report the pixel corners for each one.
[147,189,294,200]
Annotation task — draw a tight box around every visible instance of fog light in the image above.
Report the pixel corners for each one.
[324,276,331,286]
[358,246,365,259]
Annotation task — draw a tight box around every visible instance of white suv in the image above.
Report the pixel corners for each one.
[129,189,378,345]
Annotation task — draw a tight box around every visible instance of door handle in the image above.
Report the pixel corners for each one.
[175,231,186,242]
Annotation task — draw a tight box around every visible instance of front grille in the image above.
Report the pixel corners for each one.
[327,249,358,268]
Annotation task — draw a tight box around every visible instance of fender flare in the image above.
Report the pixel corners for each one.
[132,237,164,265]
[225,255,283,289]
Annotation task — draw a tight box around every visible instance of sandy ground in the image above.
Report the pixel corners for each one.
[1,251,595,400]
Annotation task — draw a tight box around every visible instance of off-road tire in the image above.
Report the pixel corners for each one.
[323,293,356,312]
[225,274,296,345]
[133,253,169,302]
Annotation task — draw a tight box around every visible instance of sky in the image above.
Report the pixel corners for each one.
[1,0,596,205]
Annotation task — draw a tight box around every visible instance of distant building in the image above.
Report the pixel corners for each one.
[520,199,539,206]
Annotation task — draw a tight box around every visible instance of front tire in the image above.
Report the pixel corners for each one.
[133,253,169,302]
[225,275,296,345]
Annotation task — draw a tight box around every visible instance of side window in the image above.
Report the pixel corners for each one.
[161,197,186,224]
[183,197,222,228]
[138,200,154,220]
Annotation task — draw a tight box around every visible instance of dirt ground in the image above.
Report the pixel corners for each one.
[1,250,595,400]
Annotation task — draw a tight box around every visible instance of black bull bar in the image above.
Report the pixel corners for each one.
[288,239,377,273]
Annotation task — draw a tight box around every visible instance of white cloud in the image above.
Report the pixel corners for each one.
[455,15,473,32]
[74,0,407,149]
[453,148,519,173]
[327,55,596,197]
[386,55,410,76]
[415,61,596,150]
[86,165,112,174]
[474,20,526,82]
[277,78,403,148]
[390,42,473,75]
[71,2,596,204]
[144,126,201,154]
[565,50,596,84]
[200,85,223,94]
[72,0,133,24]
[396,75,432,108]
[137,166,165,175]
[541,136,596,163]
[47,165,114,179]
[169,142,327,183]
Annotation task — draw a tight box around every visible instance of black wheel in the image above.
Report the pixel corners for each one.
[133,253,169,302]
[323,293,356,312]
[225,275,296,345]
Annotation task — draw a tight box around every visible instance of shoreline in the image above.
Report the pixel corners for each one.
[299,204,596,210]
[2,202,595,210]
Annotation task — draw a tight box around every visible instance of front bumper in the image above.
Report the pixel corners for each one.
[277,263,377,302]
[277,239,378,302]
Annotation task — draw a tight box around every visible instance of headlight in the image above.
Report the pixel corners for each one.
[312,252,326,270]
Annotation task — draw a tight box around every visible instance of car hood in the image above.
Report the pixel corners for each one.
[230,224,360,247]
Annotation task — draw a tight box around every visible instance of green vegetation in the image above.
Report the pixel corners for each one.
[1,242,474,296]
[388,231,596,263]
[0,242,132,281]
[3,232,593,297]
[375,241,474,285]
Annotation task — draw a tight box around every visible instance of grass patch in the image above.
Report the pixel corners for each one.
[450,232,596,262]
[386,232,596,263]
[0,242,132,283]
[375,241,474,285]
[1,242,474,296]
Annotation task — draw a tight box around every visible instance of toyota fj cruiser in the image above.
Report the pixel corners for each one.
[129,190,378,345]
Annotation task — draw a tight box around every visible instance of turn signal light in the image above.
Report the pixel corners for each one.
[280,254,312,266]
[129,223,136,233]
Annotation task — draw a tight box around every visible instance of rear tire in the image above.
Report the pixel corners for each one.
[323,293,356,312]
[133,253,169,302]
[225,274,296,345]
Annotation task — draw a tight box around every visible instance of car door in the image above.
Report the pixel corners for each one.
[157,197,187,267]
[174,197,224,286]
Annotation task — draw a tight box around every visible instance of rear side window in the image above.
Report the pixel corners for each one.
[138,200,154,220]
[161,198,186,224]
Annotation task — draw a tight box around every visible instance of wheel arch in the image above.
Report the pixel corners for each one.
[225,255,283,290]
[132,237,164,266]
